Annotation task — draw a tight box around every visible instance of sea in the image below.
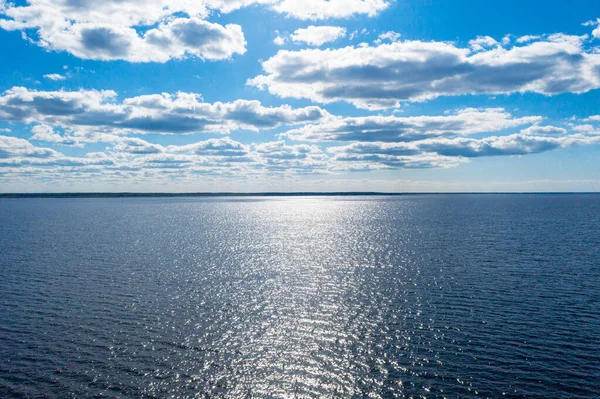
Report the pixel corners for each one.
[0,194,599,398]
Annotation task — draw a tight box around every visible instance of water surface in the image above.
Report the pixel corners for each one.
[1,195,599,398]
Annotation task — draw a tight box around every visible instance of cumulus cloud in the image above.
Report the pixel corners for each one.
[415,133,596,158]
[281,108,541,142]
[0,135,61,159]
[0,135,114,168]
[0,133,335,177]
[327,130,600,169]
[375,31,400,44]
[168,138,251,157]
[254,140,328,172]
[519,125,567,136]
[0,1,246,62]
[0,87,329,135]
[290,26,347,46]
[571,115,600,134]
[3,118,600,180]
[112,137,165,155]
[248,33,600,109]
[34,18,245,62]
[273,35,287,46]
[271,0,389,20]
[349,28,369,41]
[330,151,465,170]
[468,36,499,51]
[43,74,66,81]
[584,19,600,39]
[0,0,389,62]
[31,124,83,147]
[516,35,542,44]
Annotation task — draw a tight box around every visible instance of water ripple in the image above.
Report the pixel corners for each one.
[0,195,599,398]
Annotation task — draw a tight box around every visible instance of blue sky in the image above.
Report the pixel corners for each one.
[1,0,600,192]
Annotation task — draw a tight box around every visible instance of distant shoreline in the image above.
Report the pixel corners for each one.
[0,192,598,198]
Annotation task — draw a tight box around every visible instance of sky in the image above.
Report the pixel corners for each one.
[1,0,600,192]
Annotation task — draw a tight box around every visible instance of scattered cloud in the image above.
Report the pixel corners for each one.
[350,28,369,40]
[519,125,567,136]
[327,129,600,169]
[583,18,600,39]
[374,31,400,44]
[0,87,330,135]
[0,135,61,159]
[2,8,600,186]
[273,35,287,46]
[0,0,388,62]
[31,124,83,147]
[468,36,499,51]
[281,108,541,142]
[3,115,600,180]
[0,133,331,176]
[290,26,346,46]
[271,0,389,20]
[248,33,600,109]
[516,35,541,43]
[0,1,246,62]
[43,74,66,81]
[254,140,328,172]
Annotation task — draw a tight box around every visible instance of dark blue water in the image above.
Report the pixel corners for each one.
[0,195,599,398]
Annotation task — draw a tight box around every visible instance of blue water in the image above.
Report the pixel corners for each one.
[0,195,599,398]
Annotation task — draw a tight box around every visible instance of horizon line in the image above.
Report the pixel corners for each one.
[1,192,599,198]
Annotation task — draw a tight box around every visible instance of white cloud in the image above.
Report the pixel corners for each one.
[572,115,600,134]
[375,31,400,44]
[415,132,600,157]
[572,124,598,134]
[330,150,466,170]
[34,18,246,62]
[281,108,541,142]
[168,138,251,157]
[516,35,541,43]
[0,134,61,159]
[271,0,389,20]
[350,28,369,40]
[0,87,330,135]
[43,73,66,81]
[0,0,389,62]
[31,124,83,147]
[112,138,166,155]
[248,33,600,109]
[4,116,600,180]
[0,1,246,62]
[583,18,600,39]
[0,133,334,176]
[468,36,499,51]
[519,125,567,136]
[326,129,600,169]
[273,35,287,46]
[254,140,328,172]
[290,26,346,46]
